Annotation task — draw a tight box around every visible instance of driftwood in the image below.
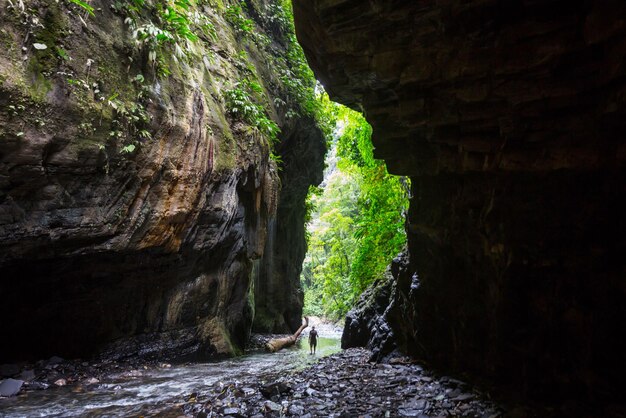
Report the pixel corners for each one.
[265,317,309,352]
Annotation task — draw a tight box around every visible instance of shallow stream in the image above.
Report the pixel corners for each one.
[0,334,340,417]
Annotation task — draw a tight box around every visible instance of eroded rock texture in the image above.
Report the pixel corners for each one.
[0,0,324,361]
[295,0,626,403]
[254,115,326,333]
[341,262,396,362]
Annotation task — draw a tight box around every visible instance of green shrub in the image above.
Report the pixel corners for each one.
[223,79,279,143]
[225,3,254,35]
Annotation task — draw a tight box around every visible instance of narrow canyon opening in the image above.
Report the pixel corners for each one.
[1,0,625,416]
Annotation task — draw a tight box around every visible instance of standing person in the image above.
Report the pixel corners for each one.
[309,326,318,354]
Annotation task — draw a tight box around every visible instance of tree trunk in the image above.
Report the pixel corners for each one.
[266,317,309,352]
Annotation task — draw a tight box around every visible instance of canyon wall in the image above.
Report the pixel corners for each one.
[253,114,326,333]
[0,0,324,361]
[295,0,626,402]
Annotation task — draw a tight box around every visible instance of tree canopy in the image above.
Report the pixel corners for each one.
[302,106,409,320]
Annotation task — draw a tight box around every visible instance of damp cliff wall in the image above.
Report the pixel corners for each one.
[0,0,325,361]
[294,0,626,402]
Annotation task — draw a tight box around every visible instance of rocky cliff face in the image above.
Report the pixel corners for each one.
[294,0,626,402]
[253,114,326,333]
[0,0,324,361]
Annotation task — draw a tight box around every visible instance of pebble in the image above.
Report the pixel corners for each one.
[0,379,24,397]
[181,348,504,417]
[2,349,168,398]
[20,369,35,381]
[264,400,282,412]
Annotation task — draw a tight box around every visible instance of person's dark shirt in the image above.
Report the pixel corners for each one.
[309,330,318,343]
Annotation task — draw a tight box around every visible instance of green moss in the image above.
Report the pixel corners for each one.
[0,29,16,54]
[26,56,53,102]
[23,7,68,102]
[214,132,237,172]
[252,311,280,333]
[34,7,66,66]
[96,63,124,96]
[207,0,226,12]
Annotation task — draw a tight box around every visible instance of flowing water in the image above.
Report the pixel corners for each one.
[0,335,340,417]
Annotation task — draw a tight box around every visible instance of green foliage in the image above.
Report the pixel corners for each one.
[223,78,279,143]
[55,47,70,61]
[67,0,95,16]
[225,3,254,35]
[268,3,335,139]
[113,0,216,77]
[302,279,325,318]
[261,2,293,35]
[302,108,409,320]
[107,74,152,154]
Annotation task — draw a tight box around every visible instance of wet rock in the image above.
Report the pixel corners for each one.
[0,379,24,397]
[453,393,474,402]
[260,381,292,399]
[398,409,421,417]
[341,271,396,362]
[264,400,282,412]
[288,404,304,415]
[20,370,35,381]
[194,348,504,417]
[27,381,50,390]
[54,378,67,386]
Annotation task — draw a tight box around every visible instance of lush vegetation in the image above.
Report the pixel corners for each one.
[44,0,326,162]
[302,107,409,320]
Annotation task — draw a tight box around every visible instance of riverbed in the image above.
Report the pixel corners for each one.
[0,321,512,418]
[0,335,341,417]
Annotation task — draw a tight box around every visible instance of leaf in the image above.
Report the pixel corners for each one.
[33,43,47,50]
[121,144,136,153]
[56,47,70,60]
[68,0,95,16]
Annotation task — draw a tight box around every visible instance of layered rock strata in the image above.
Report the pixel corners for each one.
[0,0,324,361]
[295,0,626,402]
[254,115,326,333]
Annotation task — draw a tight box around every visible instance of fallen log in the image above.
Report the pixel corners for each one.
[265,317,309,352]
